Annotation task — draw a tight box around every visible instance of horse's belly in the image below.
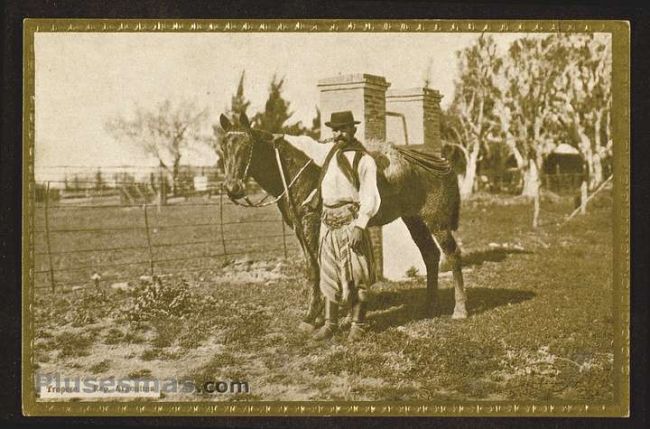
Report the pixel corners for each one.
[369,193,421,227]
[368,207,400,227]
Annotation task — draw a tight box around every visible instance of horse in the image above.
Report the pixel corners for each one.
[218,112,467,330]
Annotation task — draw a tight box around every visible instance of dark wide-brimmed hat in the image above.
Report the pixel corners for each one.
[324,111,361,129]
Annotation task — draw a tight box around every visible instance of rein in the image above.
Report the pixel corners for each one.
[226,135,313,208]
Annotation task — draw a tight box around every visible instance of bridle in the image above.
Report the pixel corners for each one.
[223,131,313,208]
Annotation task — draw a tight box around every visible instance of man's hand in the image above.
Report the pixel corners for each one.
[350,226,365,253]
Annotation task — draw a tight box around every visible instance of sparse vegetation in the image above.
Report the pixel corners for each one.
[125,278,196,322]
[89,359,111,374]
[31,191,614,401]
[53,333,94,359]
[405,266,419,278]
[128,369,153,379]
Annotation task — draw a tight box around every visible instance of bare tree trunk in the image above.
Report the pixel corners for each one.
[521,158,542,228]
[172,157,181,196]
[459,143,480,199]
[521,158,540,198]
[532,190,541,228]
[158,166,167,208]
[590,152,603,190]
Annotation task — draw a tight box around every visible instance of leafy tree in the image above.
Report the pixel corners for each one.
[496,34,611,188]
[447,35,504,199]
[211,70,251,173]
[307,106,321,139]
[105,99,207,195]
[493,36,570,226]
[225,70,251,128]
[497,37,559,198]
[494,34,612,225]
[253,75,300,133]
[552,34,612,189]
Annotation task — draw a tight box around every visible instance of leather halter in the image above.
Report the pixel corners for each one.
[224,132,313,208]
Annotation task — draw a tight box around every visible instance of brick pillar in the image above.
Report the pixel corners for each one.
[317,73,390,278]
[318,74,391,143]
[385,87,443,154]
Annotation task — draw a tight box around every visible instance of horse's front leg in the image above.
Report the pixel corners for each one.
[300,254,323,330]
[297,211,324,331]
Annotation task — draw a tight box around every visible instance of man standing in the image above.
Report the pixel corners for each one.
[313,111,381,341]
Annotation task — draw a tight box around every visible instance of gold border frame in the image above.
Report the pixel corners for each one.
[21,19,630,417]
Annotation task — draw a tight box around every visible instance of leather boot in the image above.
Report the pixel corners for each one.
[348,301,367,341]
[313,299,338,340]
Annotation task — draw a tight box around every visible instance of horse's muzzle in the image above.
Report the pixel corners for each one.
[224,179,246,199]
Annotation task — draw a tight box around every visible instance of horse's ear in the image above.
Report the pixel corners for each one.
[240,112,251,130]
[220,114,232,132]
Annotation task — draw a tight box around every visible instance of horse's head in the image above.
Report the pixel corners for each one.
[218,112,255,199]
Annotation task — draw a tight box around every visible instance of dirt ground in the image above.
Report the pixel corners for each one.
[30,190,616,401]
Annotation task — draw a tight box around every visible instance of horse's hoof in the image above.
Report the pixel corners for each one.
[298,321,317,332]
[452,307,468,319]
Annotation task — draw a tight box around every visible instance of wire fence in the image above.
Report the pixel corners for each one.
[30,166,598,294]
[31,181,300,293]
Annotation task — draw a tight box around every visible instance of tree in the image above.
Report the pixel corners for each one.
[552,34,612,190]
[495,35,587,227]
[253,75,300,133]
[447,35,504,199]
[94,169,106,191]
[72,175,81,192]
[307,107,321,139]
[440,109,469,175]
[105,99,207,195]
[211,70,251,173]
[225,70,251,128]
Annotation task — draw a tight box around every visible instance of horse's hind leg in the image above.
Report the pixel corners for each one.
[402,216,441,317]
[432,229,467,319]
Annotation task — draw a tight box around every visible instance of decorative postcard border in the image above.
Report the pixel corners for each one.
[21,19,630,417]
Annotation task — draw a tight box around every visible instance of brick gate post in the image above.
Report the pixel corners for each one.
[385,87,443,153]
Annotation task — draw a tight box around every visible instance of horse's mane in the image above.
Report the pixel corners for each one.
[251,130,315,165]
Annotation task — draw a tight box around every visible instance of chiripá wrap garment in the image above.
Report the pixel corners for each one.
[318,145,381,305]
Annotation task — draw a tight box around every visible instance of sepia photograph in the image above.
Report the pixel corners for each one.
[22,19,630,416]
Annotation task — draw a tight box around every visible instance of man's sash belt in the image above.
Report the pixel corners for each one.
[321,201,359,230]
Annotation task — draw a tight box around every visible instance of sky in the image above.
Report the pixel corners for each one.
[34,31,525,180]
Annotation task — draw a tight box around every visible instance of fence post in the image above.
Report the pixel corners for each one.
[580,180,588,214]
[143,204,155,276]
[43,182,56,292]
[157,166,166,213]
[219,190,228,256]
[280,218,288,259]
[564,175,613,224]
